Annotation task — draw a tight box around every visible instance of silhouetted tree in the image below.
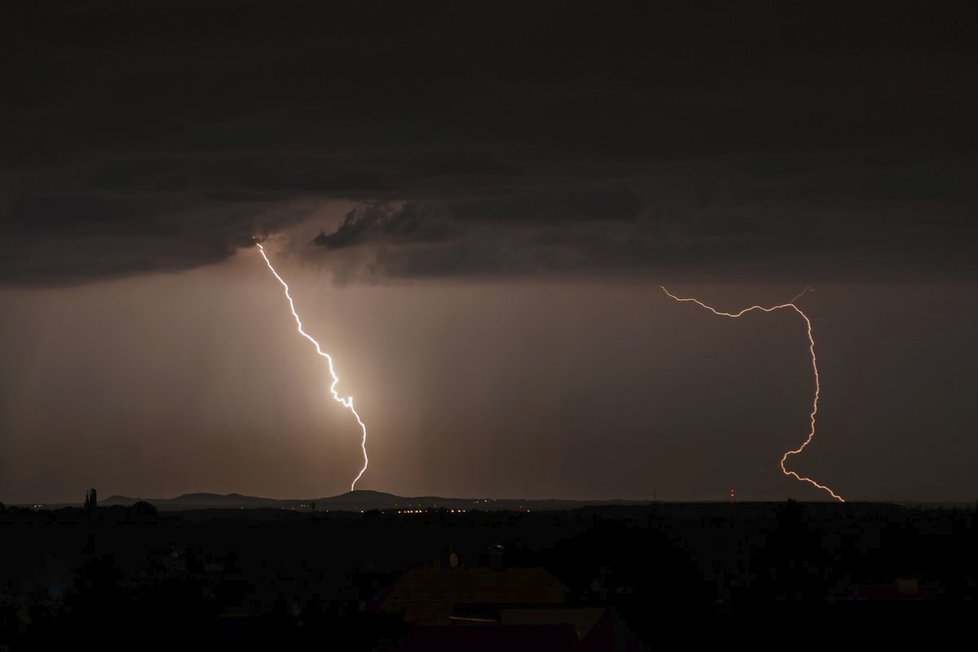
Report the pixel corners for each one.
[127,500,158,523]
[255,594,296,636]
[299,596,325,629]
[84,488,97,511]
[63,553,126,635]
[544,517,712,644]
[0,603,18,646]
[751,500,829,601]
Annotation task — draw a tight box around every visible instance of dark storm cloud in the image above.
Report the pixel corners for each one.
[2,0,976,284]
[313,187,643,250]
[312,152,978,281]
[314,202,457,250]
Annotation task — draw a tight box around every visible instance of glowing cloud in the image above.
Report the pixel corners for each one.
[661,285,844,502]
[256,242,369,491]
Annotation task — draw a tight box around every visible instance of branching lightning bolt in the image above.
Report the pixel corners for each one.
[256,242,368,491]
[660,285,844,502]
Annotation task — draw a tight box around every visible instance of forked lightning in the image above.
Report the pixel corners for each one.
[256,242,369,491]
[661,286,844,502]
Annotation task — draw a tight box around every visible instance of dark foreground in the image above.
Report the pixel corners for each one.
[1,501,975,650]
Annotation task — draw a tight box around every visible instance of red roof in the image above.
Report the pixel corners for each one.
[383,567,568,624]
[391,624,578,651]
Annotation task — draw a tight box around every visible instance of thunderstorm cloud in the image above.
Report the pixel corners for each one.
[1,1,976,285]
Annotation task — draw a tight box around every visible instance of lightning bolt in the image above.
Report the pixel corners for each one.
[256,242,369,491]
[660,285,844,502]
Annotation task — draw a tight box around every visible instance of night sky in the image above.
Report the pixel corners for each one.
[2,1,976,503]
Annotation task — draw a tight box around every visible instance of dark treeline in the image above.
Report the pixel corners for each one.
[0,500,975,649]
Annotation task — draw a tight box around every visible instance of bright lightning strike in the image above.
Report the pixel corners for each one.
[660,285,844,502]
[256,242,369,491]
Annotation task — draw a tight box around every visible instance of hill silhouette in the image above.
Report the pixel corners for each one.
[94,490,645,512]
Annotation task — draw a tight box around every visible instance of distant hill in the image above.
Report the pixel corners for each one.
[95,490,649,512]
[101,492,294,510]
